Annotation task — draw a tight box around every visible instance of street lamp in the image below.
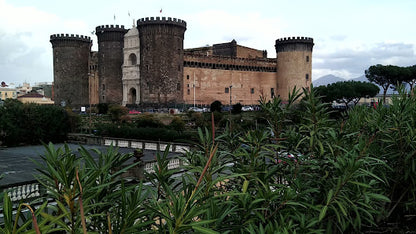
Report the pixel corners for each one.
[229,85,232,105]
[193,72,196,108]
[229,85,232,111]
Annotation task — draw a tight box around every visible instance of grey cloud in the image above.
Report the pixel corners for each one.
[0,31,51,84]
[0,32,29,64]
[314,42,416,76]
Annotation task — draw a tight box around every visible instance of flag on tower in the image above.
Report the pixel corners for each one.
[160,8,162,13]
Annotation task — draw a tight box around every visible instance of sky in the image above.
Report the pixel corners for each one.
[0,0,415,86]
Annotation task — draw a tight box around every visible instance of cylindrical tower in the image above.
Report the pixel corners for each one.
[137,17,187,106]
[50,34,92,107]
[95,25,127,104]
[275,37,314,99]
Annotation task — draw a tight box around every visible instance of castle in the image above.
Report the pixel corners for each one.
[50,16,314,108]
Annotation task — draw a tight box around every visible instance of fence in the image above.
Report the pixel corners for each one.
[67,133,191,153]
[0,157,186,203]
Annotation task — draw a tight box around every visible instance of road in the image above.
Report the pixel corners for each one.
[0,144,174,186]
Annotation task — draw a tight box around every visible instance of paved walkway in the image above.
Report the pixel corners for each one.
[0,144,175,186]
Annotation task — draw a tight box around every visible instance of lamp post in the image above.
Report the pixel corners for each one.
[193,72,196,108]
[229,85,232,130]
[229,85,232,111]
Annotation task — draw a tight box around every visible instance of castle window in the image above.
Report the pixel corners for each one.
[187,75,189,80]
[129,53,137,65]
[102,84,105,90]
[187,84,189,87]
[251,88,254,94]
[306,74,309,81]
[177,83,180,91]
[271,88,275,98]
[178,65,181,71]
[225,87,229,93]
[306,56,309,62]
[146,65,149,71]
[187,89,190,95]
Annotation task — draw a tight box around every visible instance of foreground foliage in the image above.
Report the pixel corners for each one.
[2,87,416,233]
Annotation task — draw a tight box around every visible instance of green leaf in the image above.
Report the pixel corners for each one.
[242,179,249,193]
[2,192,12,231]
[335,200,348,216]
[367,193,391,202]
[348,181,371,188]
[319,205,328,221]
[326,189,334,205]
[192,225,219,234]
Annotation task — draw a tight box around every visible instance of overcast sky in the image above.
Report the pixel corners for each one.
[1,0,415,86]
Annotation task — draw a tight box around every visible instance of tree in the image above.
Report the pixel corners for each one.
[210,100,222,112]
[231,103,242,114]
[108,104,129,122]
[401,65,416,93]
[365,64,401,102]
[315,81,379,108]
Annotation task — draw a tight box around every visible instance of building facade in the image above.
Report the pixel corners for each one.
[50,16,314,108]
[0,88,17,100]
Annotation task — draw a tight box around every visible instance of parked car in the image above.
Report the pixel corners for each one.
[188,107,204,112]
[129,110,141,114]
[242,106,254,111]
[277,151,303,164]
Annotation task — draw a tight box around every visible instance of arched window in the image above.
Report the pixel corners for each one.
[129,53,137,65]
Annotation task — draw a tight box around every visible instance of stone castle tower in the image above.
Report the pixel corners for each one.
[95,25,128,104]
[50,34,91,107]
[275,37,314,97]
[137,17,187,105]
[50,17,314,108]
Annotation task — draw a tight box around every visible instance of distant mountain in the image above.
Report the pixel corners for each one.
[312,75,346,87]
[351,75,367,82]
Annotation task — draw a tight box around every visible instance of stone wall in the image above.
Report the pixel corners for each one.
[236,45,265,58]
[89,51,99,105]
[183,67,277,105]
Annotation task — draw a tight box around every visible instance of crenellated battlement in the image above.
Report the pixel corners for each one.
[95,25,126,32]
[275,36,314,45]
[275,36,314,53]
[50,34,91,43]
[137,17,187,28]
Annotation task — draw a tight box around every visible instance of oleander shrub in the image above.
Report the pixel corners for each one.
[3,87,416,233]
